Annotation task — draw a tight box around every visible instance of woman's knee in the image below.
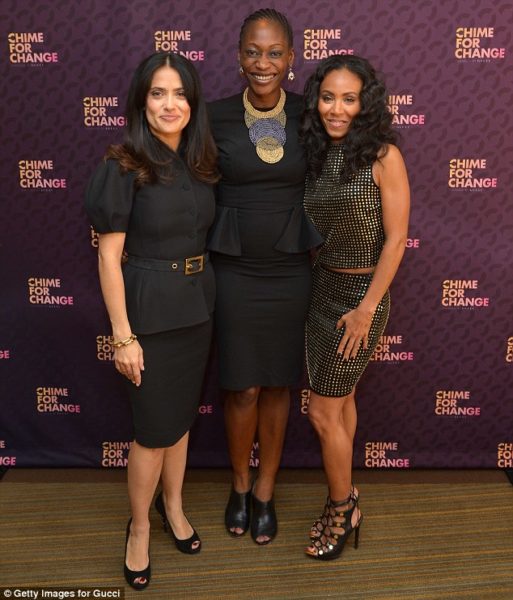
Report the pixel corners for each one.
[228,386,260,408]
[129,441,165,462]
[308,392,351,433]
[307,400,331,433]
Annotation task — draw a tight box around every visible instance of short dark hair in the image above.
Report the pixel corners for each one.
[106,52,218,185]
[239,8,293,48]
[301,55,398,182]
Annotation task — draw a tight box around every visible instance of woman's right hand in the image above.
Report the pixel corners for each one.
[114,341,144,386]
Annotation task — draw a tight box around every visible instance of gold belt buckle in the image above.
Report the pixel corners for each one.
[185,255,204,275]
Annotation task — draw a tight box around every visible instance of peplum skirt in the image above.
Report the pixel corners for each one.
[306,264,390,397]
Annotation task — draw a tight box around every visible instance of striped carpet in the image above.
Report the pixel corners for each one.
[1,474,513,599]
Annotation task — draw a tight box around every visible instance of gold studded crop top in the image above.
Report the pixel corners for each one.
[303,144,384,269]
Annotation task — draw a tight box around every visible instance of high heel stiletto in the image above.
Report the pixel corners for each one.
[225,487,251,536]
[154,491,201,554]
[124,518,151,590]
[250,492,277,545]
[305,494,362,561]
[310,484,359,540]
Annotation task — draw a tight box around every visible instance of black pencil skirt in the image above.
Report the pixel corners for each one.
[124,317,213,448]
[306,265,390,397]
[212,253,312,390]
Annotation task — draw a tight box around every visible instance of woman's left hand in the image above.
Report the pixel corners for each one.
[336,307,374,360]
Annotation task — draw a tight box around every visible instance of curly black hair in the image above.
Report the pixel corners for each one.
[300,55,398,182]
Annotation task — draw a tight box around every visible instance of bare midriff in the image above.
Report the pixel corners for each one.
[323,265,376,275]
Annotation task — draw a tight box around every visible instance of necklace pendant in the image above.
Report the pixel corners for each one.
[243,88,287,164]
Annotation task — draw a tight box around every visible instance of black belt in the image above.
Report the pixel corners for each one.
[125,253,208,275]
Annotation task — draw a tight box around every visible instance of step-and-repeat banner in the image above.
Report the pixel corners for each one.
[1,0,512,469]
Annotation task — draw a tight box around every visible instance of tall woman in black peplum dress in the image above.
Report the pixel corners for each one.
[85,52,218,588]
[208,9,322,544]
[301,55,410,560]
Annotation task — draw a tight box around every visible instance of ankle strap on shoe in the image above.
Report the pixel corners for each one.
[329,494,354,508]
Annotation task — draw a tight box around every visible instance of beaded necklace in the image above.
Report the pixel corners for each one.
[243,88,287,164]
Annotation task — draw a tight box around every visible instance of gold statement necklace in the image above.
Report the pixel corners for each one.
[243,88,287,164]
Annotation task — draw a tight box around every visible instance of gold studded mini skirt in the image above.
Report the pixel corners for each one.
[306,264,390,397]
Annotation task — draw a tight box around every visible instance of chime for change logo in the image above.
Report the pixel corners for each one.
[370,335,414,363]
[83,96,125,128]
[441,279,489,308]
[364,442,410,468]
[154,29,205,61]
[19,160,66,189]
[435,390,480,417]
[28,277,74,306]
[101,441,130,467]
[0,440,16,467]
[8,32,58,64]
[455,27,505,60]
[388,94,425,127]
[497,443,513,468]
[36,387,80,413]
[303,28,354,60]
[448,159,497,190]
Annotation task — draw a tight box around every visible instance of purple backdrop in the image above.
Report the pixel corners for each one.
[1,0,512,470]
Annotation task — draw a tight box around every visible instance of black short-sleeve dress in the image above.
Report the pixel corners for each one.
[208,92,323,390]
[85,158,215,447]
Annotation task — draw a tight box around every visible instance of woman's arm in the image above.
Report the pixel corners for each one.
[337,144,410,359]
[98,233,144,385]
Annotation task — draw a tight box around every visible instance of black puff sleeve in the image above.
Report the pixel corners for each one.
[84,159,135,233]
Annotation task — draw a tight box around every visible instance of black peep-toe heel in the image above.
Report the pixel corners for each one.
[155,491,201,554]
[124,518,151,590]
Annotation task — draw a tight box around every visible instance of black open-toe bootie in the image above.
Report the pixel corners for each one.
[250,492,277,545]
[225,487,251,536]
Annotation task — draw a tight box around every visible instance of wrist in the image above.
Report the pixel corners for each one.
[112,334,137,348]
[357,303,376,316]
[111,325,132,340]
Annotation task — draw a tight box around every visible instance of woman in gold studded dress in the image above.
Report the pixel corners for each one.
[207,9,322,545]
[300,55,410,560]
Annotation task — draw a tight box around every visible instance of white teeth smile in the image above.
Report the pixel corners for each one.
[253,74,275,81]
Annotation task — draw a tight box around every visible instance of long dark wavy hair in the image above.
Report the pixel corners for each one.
[106,52,218,186]
[300,55,397,182]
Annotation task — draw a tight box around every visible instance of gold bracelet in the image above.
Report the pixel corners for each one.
[112,334,137,348]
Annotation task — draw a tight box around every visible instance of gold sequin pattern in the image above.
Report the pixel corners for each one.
[304,145,384,269]
[306,265,390,397]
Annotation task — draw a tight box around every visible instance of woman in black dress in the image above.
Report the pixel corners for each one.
[85,52,218,588]
[301,55,410,559]
[208,9,322,544]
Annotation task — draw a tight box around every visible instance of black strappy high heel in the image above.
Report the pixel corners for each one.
[124,519,151,590]
[305,494,362,560]
[310,484,358,540]
[155,491,201,554]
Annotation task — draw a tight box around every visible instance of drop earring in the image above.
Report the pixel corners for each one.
[287,66,295,81]
[239,65,244,75]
